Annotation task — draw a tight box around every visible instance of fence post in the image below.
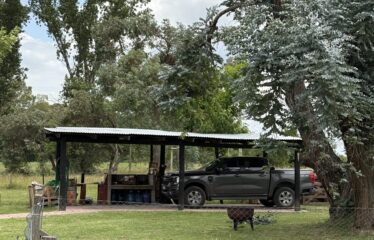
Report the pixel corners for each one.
[58,138,67,211]
[294,150,301,211]
[178,143,185,210]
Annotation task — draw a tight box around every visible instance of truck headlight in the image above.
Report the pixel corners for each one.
[173,176,179,184]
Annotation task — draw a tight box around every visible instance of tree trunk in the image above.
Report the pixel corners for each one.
[285,81,351,206]
[345,143,374,230]
[49,154,56,171]
[108,144,121,174]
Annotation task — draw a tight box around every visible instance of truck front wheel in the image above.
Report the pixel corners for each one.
[273,187,295,207]
[185,186,206,206]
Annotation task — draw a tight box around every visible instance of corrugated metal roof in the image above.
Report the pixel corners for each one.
[45,127,301,142]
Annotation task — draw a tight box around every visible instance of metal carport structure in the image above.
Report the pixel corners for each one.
[45,127,303,211]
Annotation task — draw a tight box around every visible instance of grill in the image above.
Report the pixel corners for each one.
[227,207,255,231]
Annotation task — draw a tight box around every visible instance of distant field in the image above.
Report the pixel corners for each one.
[0,160,206,214]
[0,162,151,214]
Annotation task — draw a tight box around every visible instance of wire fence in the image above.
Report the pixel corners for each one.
[1,184,373,240]
[9,196,373,240]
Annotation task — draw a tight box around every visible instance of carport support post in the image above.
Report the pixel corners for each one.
[58,138,67,211]
[55,141,61,181]
[215,147,219,159]
[160,145,166,176]
[178,143,185,210]
[294,150,301,211]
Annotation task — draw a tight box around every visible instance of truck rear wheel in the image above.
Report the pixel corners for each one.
[273,187,295,207]
[185,186,206,206]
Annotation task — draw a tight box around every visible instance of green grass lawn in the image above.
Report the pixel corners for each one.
[1,211,373,240]
[1,163,373,239]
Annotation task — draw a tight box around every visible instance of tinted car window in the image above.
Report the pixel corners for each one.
[221,159,238,168]
[237,158,250,169]
[218,157,268,172]
[250,158,268,168]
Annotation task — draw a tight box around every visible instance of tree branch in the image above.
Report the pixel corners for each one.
[206,3,245,44]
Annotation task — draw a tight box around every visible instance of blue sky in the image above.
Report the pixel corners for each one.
[21,0,51,41]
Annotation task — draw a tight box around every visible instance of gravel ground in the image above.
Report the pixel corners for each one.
[0,204,301,220]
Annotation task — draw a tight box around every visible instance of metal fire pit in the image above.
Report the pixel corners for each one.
[227,207,254,231]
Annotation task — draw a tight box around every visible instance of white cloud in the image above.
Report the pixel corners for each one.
[243,119,264,135]
[20,33,66,103]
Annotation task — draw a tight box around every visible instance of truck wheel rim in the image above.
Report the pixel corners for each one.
[279,191,293,206]
[187,191,202,205]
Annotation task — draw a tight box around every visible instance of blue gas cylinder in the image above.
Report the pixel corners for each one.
[143,191,150,203]
[135,190,142,202]
[127,190,135,203]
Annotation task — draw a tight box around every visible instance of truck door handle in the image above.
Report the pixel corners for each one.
[234,173,240,177]
[208,176,213,182]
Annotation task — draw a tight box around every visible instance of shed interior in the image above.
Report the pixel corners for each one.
[45,127,303,211]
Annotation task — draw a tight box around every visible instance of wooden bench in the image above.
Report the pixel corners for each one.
[28,184,58,207]
[302,181,328,204]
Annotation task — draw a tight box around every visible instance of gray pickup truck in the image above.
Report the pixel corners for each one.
[162,157,315,207]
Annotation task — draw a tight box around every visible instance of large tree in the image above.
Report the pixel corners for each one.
[29,0,157,172]
[0,0,28,115]
[29,0,156,97]
[0,88,60,175]
[152,20,245,133]
[219,0,373,230]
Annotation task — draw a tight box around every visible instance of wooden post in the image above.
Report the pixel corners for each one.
[294,150,301,211]
[158,145,166,202]
[81,173,85,184]
[31,195,43,240]
[160,145,166,177]
[178,143,185,210]
[55,141,61,181]
[215,147,219,159]
[150,145,153,165]
[170,148,174,171]
[107,172,112,205]
[58,139,67,211]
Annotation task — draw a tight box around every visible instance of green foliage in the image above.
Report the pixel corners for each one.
[224,0,361,135]
[253,213,276,225]
[0,91,59,173]
[0,0,28,115]
[29,0,159,172]
[155,22,222,111]
[0,27,17,63]
[152,21,245,133]
[96,21,245,134]
[29,0,156,97]
[220,0,374,226]
[98,49,163,129]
